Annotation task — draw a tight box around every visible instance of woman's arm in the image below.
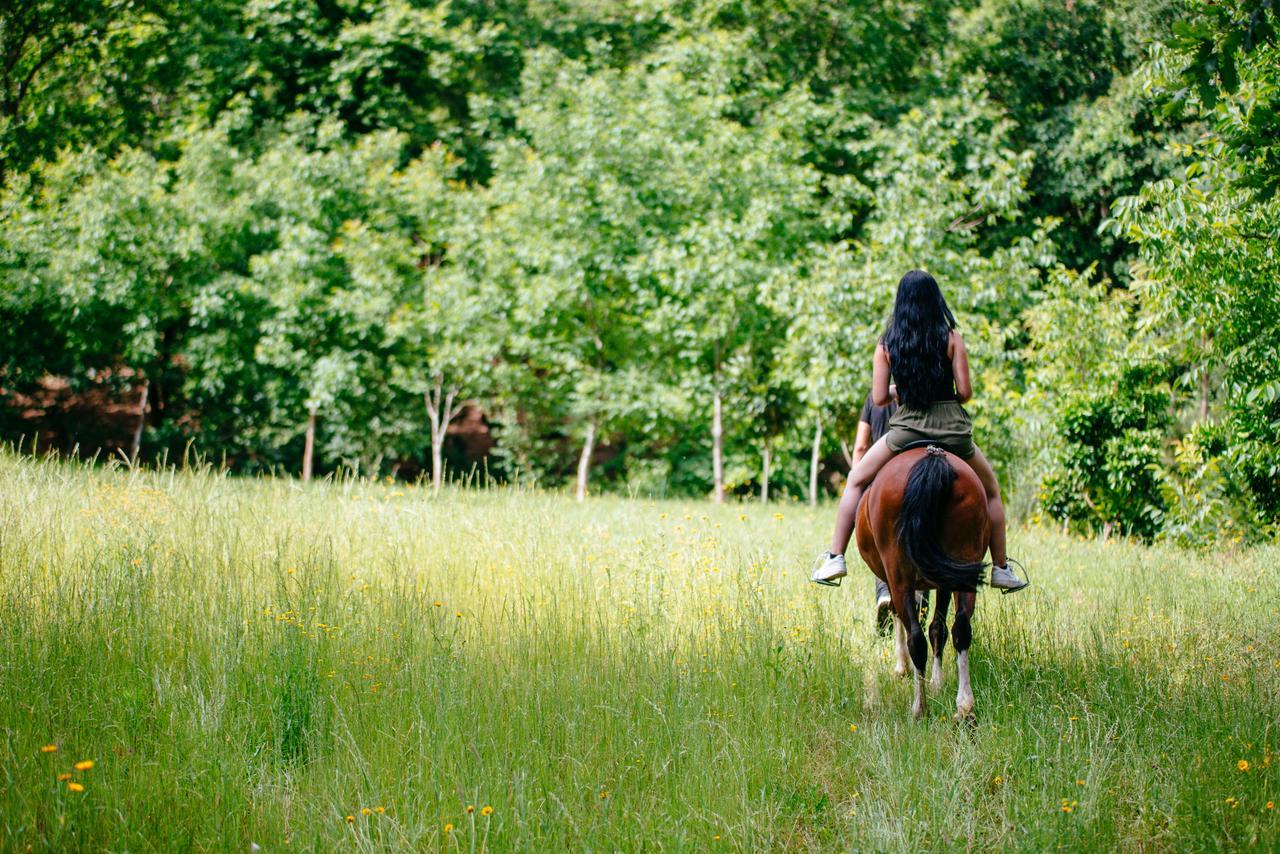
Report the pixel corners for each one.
[950,331,973,403]
[852,420,873,463]
[871,344,893,406]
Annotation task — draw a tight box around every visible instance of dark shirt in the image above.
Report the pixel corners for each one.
[860,393,898,443]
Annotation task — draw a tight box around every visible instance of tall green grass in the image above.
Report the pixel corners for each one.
[1,450,1276,850]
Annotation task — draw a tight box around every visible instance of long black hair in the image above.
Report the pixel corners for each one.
[881,270,956,409]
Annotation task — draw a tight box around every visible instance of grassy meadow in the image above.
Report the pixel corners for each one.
[0,450,1277,851]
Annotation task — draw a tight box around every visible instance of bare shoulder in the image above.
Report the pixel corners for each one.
[948,329,965,357]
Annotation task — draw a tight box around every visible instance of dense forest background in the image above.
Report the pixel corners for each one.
[1,0,1277,543]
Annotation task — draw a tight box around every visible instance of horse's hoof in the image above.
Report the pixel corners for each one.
[911,705,925,721]
[893,665,908,679]
[954,702,975,724]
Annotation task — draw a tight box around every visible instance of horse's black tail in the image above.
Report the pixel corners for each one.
[896,449,986,592]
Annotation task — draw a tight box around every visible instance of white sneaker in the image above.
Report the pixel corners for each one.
[811,552,847,587]
[874,578,892,633]
[989,560,1029,593]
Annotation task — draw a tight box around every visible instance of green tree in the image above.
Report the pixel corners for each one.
[1024,267,1171,538]
[1041,364,1171,540]
[244,123,455,480]
[1110,41,1280,528]
[829,80,1052,489]
[381,174,504,493]
[2,142,212,460]
[480,50,676,498]
[945,0,1186,274]
[483,41,825,501]
[0,0,189,183]
[765,243,880,505]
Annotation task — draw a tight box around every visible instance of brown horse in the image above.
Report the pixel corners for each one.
[855,444,989,721]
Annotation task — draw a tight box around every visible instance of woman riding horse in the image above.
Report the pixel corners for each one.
[812,270,1029,718]
[812,270,1025,593]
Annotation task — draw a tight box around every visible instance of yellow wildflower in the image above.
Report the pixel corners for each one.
[67,782,85,793]
[444,822,455,833]
[361,807,372,816]
[481,805,493,816]
[375,806,386,814]
[57,773,71,781]
[74,760,94,771]
[345,815,355,823]
[466,804,475,814]
[1238,759,1250,772]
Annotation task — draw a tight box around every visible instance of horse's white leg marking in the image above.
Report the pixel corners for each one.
[955,649,975,719]
[930,653,943,694]
[911,665,925,720]
[893,616,909,678]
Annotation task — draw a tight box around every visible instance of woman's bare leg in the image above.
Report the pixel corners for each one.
[963,446,1007,567]
[830,437,896,555]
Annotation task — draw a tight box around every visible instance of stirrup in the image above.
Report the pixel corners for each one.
[998,558,1030,595]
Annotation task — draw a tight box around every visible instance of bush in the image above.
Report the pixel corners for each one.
[1041,363,1170,539]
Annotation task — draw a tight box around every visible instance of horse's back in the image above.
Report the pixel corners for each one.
[856,448,989,586]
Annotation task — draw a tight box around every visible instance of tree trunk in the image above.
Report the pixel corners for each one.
[302,408,317,483]
[430,425,445,493]
[129,379,149,464]
[808,415,822,507]
[576,420,596,502]
[425,376,461,494]
[1200,373,1209,422]
[760,443,771,504]
[1200,333,1210,422]
[839,439,855,470]
[712,390,725,504]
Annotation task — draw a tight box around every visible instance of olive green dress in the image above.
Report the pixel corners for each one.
[883,400,976,459]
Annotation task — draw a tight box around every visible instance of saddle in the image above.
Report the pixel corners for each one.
[900,439,948,456]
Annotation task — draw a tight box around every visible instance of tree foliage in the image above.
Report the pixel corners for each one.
[1,0,1276,542]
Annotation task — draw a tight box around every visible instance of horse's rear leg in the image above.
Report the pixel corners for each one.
[893,586,928,720]
[888,578,913,678]
[893,614,910,678]
[952,591,977,721]
[928,589,952,694]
